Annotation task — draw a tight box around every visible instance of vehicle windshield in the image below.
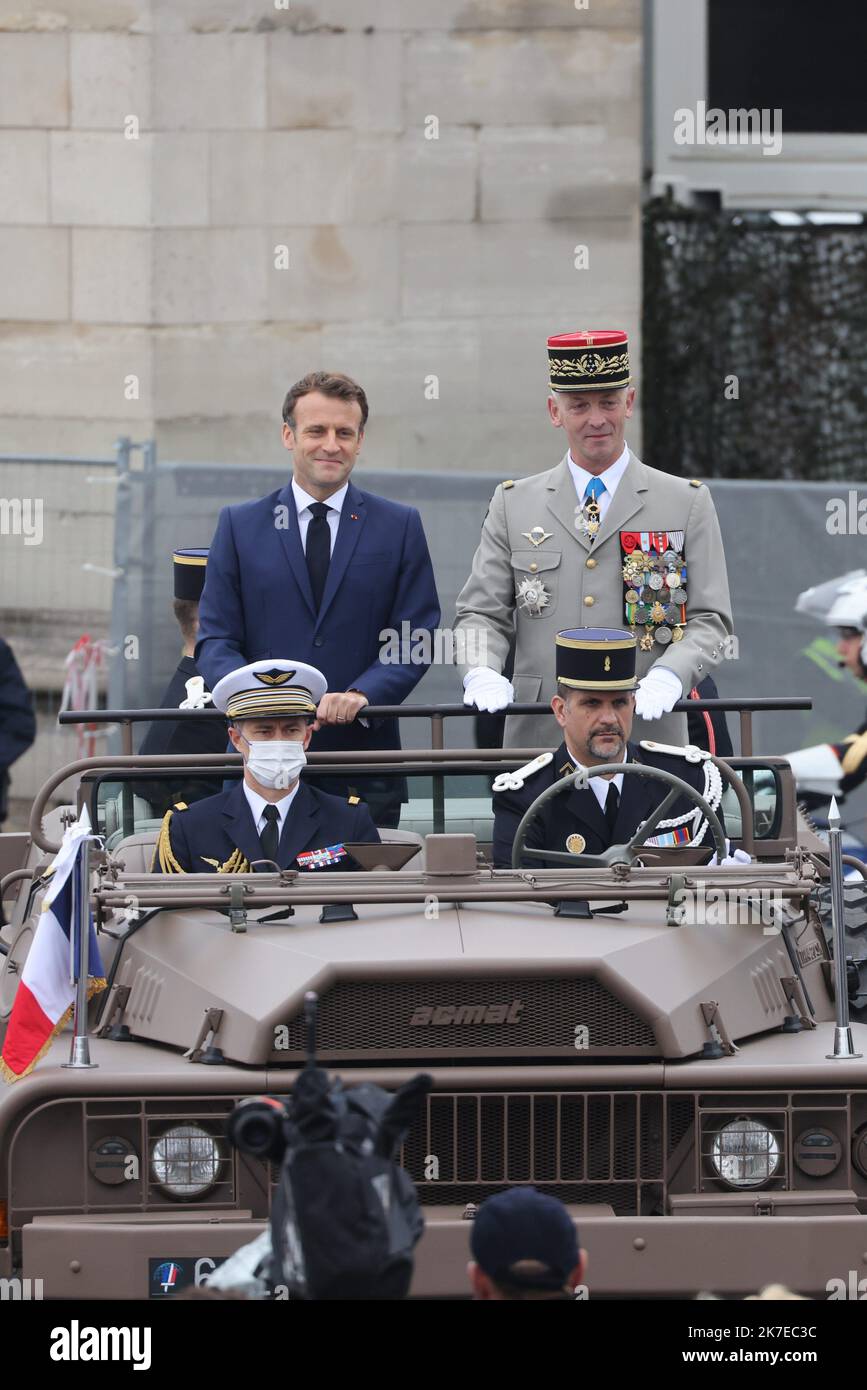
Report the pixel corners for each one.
[86,760,784,856]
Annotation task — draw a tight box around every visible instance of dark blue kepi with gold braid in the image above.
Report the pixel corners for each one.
[172,547,209,601]
[555,627,637,691]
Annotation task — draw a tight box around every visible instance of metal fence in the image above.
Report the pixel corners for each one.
[0,441,141,820]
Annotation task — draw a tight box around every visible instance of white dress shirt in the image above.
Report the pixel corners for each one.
[567,443,630,521]
[292,478,348,555]
[243,780,300,843]
[565,746,627,812]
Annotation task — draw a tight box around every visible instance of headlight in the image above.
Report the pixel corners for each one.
[710,1117,781,1189]
[151,1124,222,1198]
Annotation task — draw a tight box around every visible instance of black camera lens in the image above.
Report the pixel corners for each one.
[226,1097,288,1162]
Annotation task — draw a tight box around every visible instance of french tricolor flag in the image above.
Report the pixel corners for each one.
[1,808,106,1083]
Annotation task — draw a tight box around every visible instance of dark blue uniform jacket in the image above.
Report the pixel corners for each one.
[493,739,722,869]
[153,779,379,875]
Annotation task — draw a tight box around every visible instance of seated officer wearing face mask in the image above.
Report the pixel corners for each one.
[492,628,726,869]
[152,658,379,874]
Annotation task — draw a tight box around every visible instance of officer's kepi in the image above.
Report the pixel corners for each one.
[556,627,637,690]
[173,547,209,601]
[547,329,630,392]
[211,659,328,720]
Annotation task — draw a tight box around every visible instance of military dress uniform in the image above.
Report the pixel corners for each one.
[139,549,228,813]
[492,629,725,868]
[455,331,733,748]
[833,718,867,794]
[152,659,379,875]
[154,780,379,875]
[786,572,867,801]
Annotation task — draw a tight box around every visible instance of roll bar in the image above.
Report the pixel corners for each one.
[60,697,812,757]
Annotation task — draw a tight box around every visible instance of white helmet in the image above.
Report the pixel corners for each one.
[825,573,867,634]
[795,569,867,670]
[795,569,866,623]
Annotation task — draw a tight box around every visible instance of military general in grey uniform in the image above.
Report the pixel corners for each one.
[455,330,734,748]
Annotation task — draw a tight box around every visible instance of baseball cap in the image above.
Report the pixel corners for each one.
[470,1188,580,1291]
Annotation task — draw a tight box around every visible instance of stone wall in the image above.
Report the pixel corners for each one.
[0,0,643,471]
[0,0,643,820]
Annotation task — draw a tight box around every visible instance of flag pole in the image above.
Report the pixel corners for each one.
[62,831,97,1070]
[826,796,862,1060]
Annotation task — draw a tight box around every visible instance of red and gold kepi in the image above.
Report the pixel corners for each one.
[547,329,630,393]
[556,627,637,691]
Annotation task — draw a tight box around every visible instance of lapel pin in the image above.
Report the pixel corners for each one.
[350,513,359,521]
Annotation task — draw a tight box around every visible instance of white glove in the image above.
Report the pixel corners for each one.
[708,844,752,867]
[634,666,683,721]
[178,676,212,710]
[462,667,515,713]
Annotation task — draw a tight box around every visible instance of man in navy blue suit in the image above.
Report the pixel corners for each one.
[196,372,441,827]
[152,658,379,874]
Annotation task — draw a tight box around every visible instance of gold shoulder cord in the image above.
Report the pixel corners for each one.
[218,848,250,874]
[153,809,186,875]
[840,730,867,776]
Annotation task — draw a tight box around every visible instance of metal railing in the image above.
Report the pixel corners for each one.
[48,698,811,848]
[59,697,812,755]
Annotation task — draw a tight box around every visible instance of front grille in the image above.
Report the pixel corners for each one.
[273,977,657,1060]
[398,1091,666,1214]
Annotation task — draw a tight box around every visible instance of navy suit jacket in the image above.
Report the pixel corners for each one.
[153,779,379,874]
[195,479,441,758]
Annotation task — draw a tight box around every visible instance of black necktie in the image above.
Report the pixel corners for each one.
[260,804,280,865]
[604,782,620,834]
[305,502,331,610]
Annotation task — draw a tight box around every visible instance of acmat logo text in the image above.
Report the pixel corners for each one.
[410,1001,524,1026]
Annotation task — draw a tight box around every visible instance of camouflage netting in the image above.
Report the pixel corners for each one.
[642,198,867,481]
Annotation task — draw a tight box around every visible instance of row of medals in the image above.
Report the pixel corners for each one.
[622,547,687,651]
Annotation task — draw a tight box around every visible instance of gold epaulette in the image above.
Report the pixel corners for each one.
[152,807,187,874]
[502,480,515,489]
[689,479,702,488]
[348,795,360,805]
[840,730,867,775]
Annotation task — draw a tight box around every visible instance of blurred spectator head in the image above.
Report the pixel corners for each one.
[468,1188,586,1301]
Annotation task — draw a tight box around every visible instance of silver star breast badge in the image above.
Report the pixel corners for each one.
[516,575,550,616]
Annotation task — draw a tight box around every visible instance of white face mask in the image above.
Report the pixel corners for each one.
[242,737,307,790]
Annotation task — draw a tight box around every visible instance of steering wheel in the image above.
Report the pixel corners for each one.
[510,762,727,869]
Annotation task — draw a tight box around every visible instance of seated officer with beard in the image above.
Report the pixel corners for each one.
[492,628,724,869]
[152,658,379,874]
